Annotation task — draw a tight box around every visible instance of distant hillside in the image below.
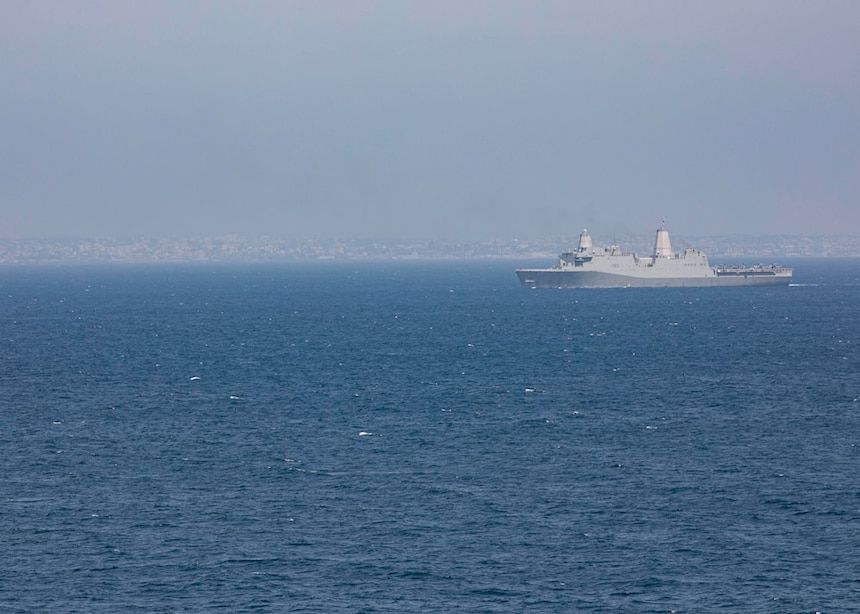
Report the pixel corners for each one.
[1,235,859,263]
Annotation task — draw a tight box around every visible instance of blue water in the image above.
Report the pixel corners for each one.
[2,259,859,612]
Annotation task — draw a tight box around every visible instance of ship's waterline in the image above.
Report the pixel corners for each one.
[516,225,792,288]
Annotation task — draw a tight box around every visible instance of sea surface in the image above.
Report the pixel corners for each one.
[1,258,859,613]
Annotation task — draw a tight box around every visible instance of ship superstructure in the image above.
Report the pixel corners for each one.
[516,224,792,288]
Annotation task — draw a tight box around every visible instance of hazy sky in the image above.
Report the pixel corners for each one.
[2,1,859,240]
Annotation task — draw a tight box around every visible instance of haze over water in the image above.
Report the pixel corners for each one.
[4,6,858,610]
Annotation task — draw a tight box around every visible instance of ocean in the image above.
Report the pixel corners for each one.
[1,258,858,613]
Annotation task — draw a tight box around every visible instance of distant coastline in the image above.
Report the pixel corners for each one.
[1,234,859,263]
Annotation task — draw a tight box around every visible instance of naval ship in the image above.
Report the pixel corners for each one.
[516,224,793,288]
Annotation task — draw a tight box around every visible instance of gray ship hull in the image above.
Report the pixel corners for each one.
[516,268,792,289]
[516,225,793,289]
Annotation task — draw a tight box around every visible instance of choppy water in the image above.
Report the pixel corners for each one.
[1,259,859,612]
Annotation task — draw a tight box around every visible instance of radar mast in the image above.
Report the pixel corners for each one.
[653,220,673,258]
